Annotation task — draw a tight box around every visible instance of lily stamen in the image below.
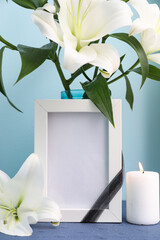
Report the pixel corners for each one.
[3,220,7,225]
[4,209,16,222]
[8,216,14,230]
[0,199,18,228]
[0,198,10,207]
[0,205,11,211]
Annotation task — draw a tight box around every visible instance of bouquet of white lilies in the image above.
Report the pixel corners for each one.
[1,0,160,125]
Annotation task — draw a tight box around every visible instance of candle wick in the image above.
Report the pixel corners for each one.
[142,170,144,174]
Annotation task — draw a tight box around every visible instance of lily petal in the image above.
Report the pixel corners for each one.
[38,3,56,13]
[0,218,32,237]
[0,170,10,193]
[37,198,62,223]
[17,208,38,225]
[81,0,133,43]
[148,53,160,65]
[89,43,120,78]
[129,18,148,36]
[141,28,160,54]
[63,34,96,73]
[31,10,63,47]
[5,154,43,209]
[129,0,159,30]
[59,0,133,46]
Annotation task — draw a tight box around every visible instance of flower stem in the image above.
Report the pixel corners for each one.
[81,67,92,82]
[108,59,139,85]
[93,66,98,80]
[67,64,93,85]
[0,36,17,50]
[54,54,70,91]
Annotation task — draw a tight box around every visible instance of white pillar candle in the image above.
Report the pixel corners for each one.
[126,163,159,225]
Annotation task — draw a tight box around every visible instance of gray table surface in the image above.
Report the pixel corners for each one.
[0,202,159,240]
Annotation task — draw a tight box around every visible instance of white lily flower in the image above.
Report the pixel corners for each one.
[89,44,120,78]
[0,154,61,236]
[129,0,160,64]
[32,0,133,75]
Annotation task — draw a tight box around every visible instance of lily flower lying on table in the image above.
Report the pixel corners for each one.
[0,153,61,236]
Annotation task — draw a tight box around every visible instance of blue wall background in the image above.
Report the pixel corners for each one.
[0,0,160,200]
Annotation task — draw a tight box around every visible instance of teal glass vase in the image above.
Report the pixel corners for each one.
[61,89,88,99]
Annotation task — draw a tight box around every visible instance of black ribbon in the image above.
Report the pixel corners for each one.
[81,154,124,223]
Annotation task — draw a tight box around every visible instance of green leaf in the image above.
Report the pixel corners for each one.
[11,0,47,9]
[110,33,149,88]
[16,42,57,84]
[0,47,7,96]
[131,64,160,81]
[120,54,126,63]
[0,47,22,112]
[119,64,134,109]
[81,74,114,126]
[125,77,134,109]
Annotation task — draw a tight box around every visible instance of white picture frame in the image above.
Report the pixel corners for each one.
[35,99,122,223]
